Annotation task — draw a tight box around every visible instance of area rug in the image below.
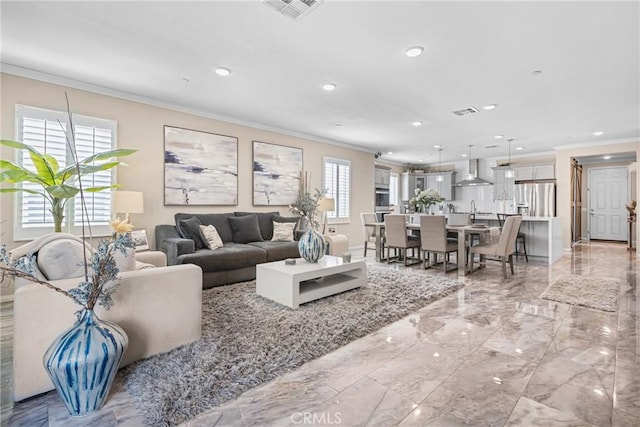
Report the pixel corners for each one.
[122,265,462,426]
[540,274,619,312]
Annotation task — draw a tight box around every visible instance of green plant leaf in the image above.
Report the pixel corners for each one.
[85,184,119,193]
[80,149,136,165]
[0,161,48,185]
[46,184,79,199]
[43,154,60,174]
[29,151,56,186]
[0,187,46,196]
[0,139,45,158]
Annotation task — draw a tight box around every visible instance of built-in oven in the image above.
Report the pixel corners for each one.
[375,186,390,208]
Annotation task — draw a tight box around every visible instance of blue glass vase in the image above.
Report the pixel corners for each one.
[298,228,327,263]
[43,309,128,416]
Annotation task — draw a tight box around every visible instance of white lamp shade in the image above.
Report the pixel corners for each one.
[318,197,335,212]
[114,191,144,214]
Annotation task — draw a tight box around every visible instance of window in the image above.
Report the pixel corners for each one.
[323,157,350,221]
[14,105,117,240]
[390,172,399,208]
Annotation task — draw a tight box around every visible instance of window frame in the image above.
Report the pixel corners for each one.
[323,156,351,223]
[13,104,118,240]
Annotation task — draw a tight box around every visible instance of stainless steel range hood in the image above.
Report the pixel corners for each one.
[454,159,493,186]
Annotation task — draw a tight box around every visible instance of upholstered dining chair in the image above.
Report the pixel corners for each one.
[384,214,421,266]
[469,215,523,279]
[497,213,528,261]
[360,212,382,258]
[420,215,458,272]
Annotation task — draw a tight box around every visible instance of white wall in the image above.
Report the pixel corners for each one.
[0,73,375,253]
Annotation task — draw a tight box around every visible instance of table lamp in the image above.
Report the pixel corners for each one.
[113,191,144,224]
[318,197,335,234]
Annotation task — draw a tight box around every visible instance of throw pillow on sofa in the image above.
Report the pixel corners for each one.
[177,216,206,250]
[271,222,296,242]
[199,224,224,250]
[37,239,89,280]
[228,215,264,244]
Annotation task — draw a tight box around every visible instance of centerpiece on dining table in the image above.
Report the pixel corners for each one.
[409,188,445,214]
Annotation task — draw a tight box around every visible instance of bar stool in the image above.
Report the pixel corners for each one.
[496,213,528,262]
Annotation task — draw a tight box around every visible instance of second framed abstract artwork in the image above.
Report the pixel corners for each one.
[164,126,238,205]
[252,141,303,206]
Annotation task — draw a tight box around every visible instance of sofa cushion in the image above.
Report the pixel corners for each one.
[199,224,223,250]
[178,243,267,272]
[176,213,234,243]
[271,222,296,242]
[228,215,264,244]
[235,211,279,240]
[37,239,88,280]
[177,216,205,250]
[247,241,301,262]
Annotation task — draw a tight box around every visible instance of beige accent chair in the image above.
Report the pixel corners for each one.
[469,215,523,279]
[10,233,203,401]
[385,214,421,266]
[420,215,458,272]
[360,212,382,258]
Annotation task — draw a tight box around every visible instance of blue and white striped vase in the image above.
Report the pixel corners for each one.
[43,309,128,416]
[298,228,327,263]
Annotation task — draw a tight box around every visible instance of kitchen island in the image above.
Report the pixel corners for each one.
[472,214,563,264]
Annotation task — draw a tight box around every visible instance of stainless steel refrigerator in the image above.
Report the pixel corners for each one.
[514,183,556,217]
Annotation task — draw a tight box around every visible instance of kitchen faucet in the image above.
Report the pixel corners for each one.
[470,200,476,214]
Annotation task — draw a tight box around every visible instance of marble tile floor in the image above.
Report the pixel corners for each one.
[2,242,638,426]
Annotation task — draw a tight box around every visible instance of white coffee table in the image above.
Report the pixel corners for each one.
[256,255,367,309]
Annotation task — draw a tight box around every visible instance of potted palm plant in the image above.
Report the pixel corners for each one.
[0,140,135,232]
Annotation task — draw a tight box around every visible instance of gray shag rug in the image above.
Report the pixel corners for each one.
[540,274,619,312]
[123,264,462,426]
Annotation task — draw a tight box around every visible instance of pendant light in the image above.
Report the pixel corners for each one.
[505,139,515,178]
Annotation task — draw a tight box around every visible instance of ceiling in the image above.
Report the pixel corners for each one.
[1,1,638,165]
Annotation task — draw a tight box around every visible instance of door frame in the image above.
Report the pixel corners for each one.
[587,166,629,241]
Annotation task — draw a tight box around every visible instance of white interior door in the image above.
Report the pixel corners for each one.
[589,167,628,241]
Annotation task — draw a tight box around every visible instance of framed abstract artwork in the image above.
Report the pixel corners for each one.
[252,141,303,206]
[164,126,238,205]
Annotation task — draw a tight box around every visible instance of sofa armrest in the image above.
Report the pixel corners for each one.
[155,224,195,265]
[135,251,167,267]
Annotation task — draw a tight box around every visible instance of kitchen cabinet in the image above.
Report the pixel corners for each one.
[514,163,555,181]
[374,166,391,186]
[426,172,455,201]
[401,173,417,201]
[493,167,515,201]
[402,171,455,201]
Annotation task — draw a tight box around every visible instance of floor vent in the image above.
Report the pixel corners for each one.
[452,107,479,116]
[262,0,323,21]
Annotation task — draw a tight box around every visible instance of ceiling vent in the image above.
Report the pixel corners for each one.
[262,0,323,21]
[452,107,479,116]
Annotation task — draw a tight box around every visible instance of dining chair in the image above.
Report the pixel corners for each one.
[496,213,528,262]
[469,215,523,279]
[447,213,471,226]
[384,214,421,266]
[420,215,457,272]
[360,212,383,258]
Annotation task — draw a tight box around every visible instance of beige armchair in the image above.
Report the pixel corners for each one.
[10,233,203,401]
[469,215,523,279]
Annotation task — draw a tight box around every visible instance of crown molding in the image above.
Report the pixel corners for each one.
[553,137,639,151]
[1,63,373,155]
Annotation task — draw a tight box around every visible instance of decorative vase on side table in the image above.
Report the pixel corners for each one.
[43,309,128,416]
[298,228,327,263]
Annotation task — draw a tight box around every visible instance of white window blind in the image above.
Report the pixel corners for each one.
[14,105,117,240]
[323,157,350,221]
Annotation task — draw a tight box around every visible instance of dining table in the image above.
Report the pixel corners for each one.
[365,220,492,276]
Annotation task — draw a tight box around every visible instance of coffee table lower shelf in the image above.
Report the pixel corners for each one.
[256,256,367,309]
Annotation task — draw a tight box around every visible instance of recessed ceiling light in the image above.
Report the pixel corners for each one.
[419,159,424,162]
[387,151,393,155]
[433,145,441,148]
[603,155,612,160]
[483,104,497,110]
[494,135,504,139]
[485,145,498,149]
[516,146,524,151]
[215,67,231,77]
[412,121,423,127]
[405,46,424,57]
[593,131,604,136]
[322,83,336,91]
[461,153,468,157]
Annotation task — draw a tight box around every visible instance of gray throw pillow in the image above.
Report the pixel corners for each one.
[177,216,206,250]
[228,215,263,244]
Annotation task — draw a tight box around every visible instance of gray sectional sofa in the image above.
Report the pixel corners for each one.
[156,211,301,288]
